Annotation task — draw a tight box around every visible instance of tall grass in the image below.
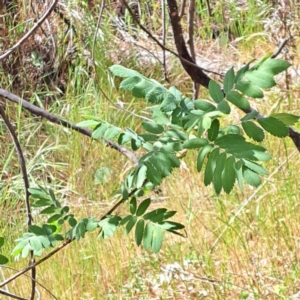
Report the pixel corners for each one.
[1,0,300,299]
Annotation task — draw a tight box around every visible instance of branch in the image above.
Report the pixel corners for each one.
[0,185,139,289]
[166,0,300,152]
[0,105,36,300]
[0,0,59,61]
[120,0,222,77]
[0,89,138,164]
[0,289,27,300]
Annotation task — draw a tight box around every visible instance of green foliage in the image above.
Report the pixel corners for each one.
[121,198,184,253]
[0,237,8,265]
[10,57,299,259]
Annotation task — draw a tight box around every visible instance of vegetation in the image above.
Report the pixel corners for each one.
[0,0,300,299]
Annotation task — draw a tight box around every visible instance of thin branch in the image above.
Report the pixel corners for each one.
[0,0,59,61]
[120,0,222,77]
[271,37,290,59]
[0,183,140,289]
[0,89,138,164]
[0,265,58,299]
[161,0,168,81]
[0,289,27,300]
[92,0,105,63]
[0,105,36,300]
[187,0,199,99]
[0,240,72,289]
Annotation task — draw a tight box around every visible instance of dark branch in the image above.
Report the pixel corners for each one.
[0,105,36,299]
[0,89,138,164]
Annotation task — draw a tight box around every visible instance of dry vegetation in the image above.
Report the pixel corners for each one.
[1,0,300,299]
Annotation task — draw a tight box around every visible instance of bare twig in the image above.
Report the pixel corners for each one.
[187,0,199,99]
[0,265,58,299]
[0,89,138,164]
[0,183,140,289]
[0,105,36,300]
[120,0,222,77]
[0,289,27,300]
[0,0,59,61]
[92,0,105,63]
[271,37,290,58]
[161,0,168,81]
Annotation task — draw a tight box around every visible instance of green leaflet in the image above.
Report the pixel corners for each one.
[257,117,289,137]
[223,67,235,94]
[208,119,220,141]
[226,91,250,110]
[235,81,264,98]
[136,198,151,216]
[242,121,265,142]
[183,138,208,149]
[110,65,142,78]
[142,121,164,134]
[197,144,214,172]
[271,113,300,126]
[135,219,145,246]
[243,167,261,187]
[209,80,224,103]
[204,148,219,186]
[222,156,236,194]
[213,152,227,194]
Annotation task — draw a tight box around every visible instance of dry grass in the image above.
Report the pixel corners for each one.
[1,0,300,299]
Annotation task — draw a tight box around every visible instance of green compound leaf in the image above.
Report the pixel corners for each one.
[235,81,264,98]
[183,138,208,149]
[242,121,265,142]
[222,156,236,194]
[243,167,261,187]
[209,80,224,103]
[135,219,145,246]
[142,121,164,134]
[197,144,214,172]
[136,198,151,216]
[223,67,235,94]
[208,119,220,141]
[257,117,289,137]
[226,91,250,110]
[151,226,163,253]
